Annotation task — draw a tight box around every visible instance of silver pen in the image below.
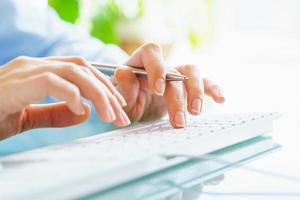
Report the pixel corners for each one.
[90,62,188,81]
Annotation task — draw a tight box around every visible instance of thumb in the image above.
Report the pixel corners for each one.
[21,102,90,132]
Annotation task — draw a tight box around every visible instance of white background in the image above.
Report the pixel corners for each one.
[187,1,300,199]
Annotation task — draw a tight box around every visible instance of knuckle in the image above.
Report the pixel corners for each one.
[81,67,92,74]
[180,64,198,73]
[142,42,161,52]
[173,95,184,108]
[13,56,30,64]
[185,64,197,71]
[63,64,80,74]
[39,72,56,85]
[94,85,111,100]
[94,91,107,103]
[72,56,88,65]
[69,86,81,100]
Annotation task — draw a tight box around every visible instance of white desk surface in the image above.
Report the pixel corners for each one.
[164,33,300,199]
[194,55,300,199]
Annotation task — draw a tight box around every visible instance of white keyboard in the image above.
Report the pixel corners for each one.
[1,112,279,171]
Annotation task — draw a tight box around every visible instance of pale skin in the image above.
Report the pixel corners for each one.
[0,43,225,141]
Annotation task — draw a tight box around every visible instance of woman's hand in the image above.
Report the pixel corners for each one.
[0,56,130,140]
[114,43,225,128]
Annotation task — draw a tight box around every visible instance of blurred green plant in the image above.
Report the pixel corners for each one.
[91,0,145,44]
[188,0,214,49]
[48,0,80,24]
[90,1,125,44]
[49,0,144,45]
[188,28,202,49]
[49,0,212,49]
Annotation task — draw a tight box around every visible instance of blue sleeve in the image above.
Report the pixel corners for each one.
[0,0,128,65]
[0,0,128,155]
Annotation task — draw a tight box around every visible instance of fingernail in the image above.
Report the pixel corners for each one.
[116,92,127,107]
[121,109,131,126]
[174,111,186,127]
[119,96,127,107]
[154,78,165,96]
[191,98,202,114]
[106,106,116,121]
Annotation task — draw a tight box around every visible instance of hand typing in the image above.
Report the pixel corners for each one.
[114,43,225,128]
[0,56,130,140]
